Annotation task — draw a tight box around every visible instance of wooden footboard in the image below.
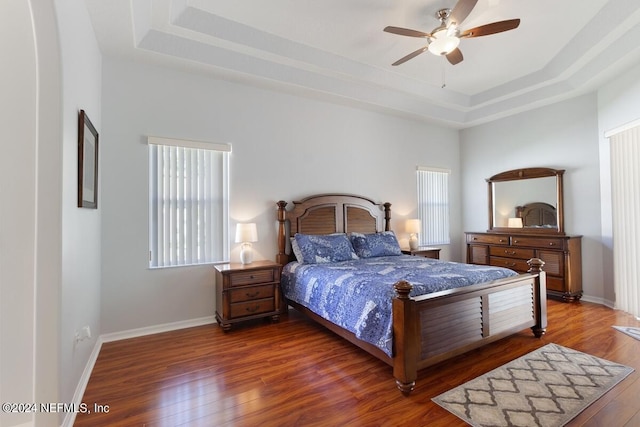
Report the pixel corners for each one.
[392,258,546,393]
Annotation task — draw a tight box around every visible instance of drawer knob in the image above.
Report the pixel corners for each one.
[245,305,259,313]
[549,242,555,246]
[249,275,255,279]
[513,240,519,243]
[505,250,516,255]
[246,292,259,298]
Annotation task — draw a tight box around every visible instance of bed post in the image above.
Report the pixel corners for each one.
[276,201,288,266]
[528,258,547,338]
[383,202,391,231]
[392,280,418,395]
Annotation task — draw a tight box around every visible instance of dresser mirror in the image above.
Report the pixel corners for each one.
[487,167,565,235]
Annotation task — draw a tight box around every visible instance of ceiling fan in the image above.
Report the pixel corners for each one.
[384,0,520,66]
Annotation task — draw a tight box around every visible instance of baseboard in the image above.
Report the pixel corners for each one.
[61,338,103,427]
[100,316,216,343]
[580,294,615,309]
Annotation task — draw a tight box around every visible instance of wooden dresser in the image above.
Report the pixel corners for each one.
[214,260,282,331]
[466,232,582,302]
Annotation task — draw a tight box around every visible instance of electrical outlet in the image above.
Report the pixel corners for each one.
[74,326,92,343]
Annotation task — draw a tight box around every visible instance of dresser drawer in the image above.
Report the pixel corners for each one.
[489,256,530,272]
[489,246,535,260]
[230,298,275,318]
[537,250,564,276]
[229,269,275,287]
[230,284,275,303]
[546,276,565,292]
[466,233,509,245]
[511,236,565,249]
[468,244,489,264]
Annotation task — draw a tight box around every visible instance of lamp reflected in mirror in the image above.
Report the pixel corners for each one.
[507,217,523,228]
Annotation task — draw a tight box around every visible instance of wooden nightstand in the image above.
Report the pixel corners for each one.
[214,260,281,331]
[401,247,441,259]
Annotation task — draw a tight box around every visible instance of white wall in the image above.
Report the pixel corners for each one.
[460,94,603,301]
[1,1,65,426]
[0,2,37,426]
[2,2,100,426]
[54,0,103,416]
[100,58,460,334]
[597,62,640,305]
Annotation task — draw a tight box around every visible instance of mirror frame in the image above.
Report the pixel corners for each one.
[487,167,565,235]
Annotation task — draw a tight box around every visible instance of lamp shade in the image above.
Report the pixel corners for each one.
[405,219,421,234]
[235,223,258,243]
[507,217,523,228]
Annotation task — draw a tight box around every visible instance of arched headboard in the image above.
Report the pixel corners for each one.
[276,194,391,265]
[516,202,557,227]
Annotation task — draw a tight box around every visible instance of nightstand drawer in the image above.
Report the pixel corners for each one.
[215,260,282,330]
[230,284,275,303]
[230,298,275,318]
[489,246,534,260]
[229,269,275,287]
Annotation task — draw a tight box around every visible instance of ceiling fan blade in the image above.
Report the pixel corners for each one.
[450,0,478,25]
[384,26,430,38]
[460,19,520,38]
[391,46,429,66]
[446,48,464,65]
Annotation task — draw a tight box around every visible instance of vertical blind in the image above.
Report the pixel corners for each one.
[148,137,230,268]
[609,124,640,318]
[417,167,450,245]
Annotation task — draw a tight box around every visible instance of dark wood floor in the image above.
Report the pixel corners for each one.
[75,300,640,426]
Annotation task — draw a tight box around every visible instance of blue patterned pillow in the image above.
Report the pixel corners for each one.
[293,233,359,264]
[350,231,402,258]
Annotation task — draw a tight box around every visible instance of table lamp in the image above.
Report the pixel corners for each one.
[405,219,421,250]
[235,223,258,264]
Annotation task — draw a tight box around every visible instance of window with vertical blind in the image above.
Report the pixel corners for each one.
[148,137,230,268]
[416,167,450,245]
[607,122,640,318]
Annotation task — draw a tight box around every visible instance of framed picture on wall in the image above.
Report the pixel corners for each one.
[78,109,99,209]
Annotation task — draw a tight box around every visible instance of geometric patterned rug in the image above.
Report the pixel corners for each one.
[613,325,640,341]
[432,343,634,427]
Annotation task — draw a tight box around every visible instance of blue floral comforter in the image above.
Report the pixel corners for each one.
[281,255,518,356]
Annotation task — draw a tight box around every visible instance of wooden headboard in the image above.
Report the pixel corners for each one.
[516,202,557,227]
[276,194,391,265]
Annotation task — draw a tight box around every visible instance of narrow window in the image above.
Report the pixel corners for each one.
[417,167,450,245]
[149,137,230,268]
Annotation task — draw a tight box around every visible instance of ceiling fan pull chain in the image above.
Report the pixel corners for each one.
[441,60,447,89]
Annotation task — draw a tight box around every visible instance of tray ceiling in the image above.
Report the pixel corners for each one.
[85,0,640,128]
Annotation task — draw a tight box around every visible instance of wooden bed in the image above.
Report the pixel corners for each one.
[276,193,547,394]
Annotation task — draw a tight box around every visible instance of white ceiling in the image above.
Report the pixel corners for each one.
[85,0,640,128]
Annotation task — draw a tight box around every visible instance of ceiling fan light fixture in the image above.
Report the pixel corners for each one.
[428,28,460,56]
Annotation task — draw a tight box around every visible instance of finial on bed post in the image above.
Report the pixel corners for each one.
[527,258,547,338]
[276,201,288,265]
[394,280,412,299]
[527,257,545,274]
[383,202,392,232]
